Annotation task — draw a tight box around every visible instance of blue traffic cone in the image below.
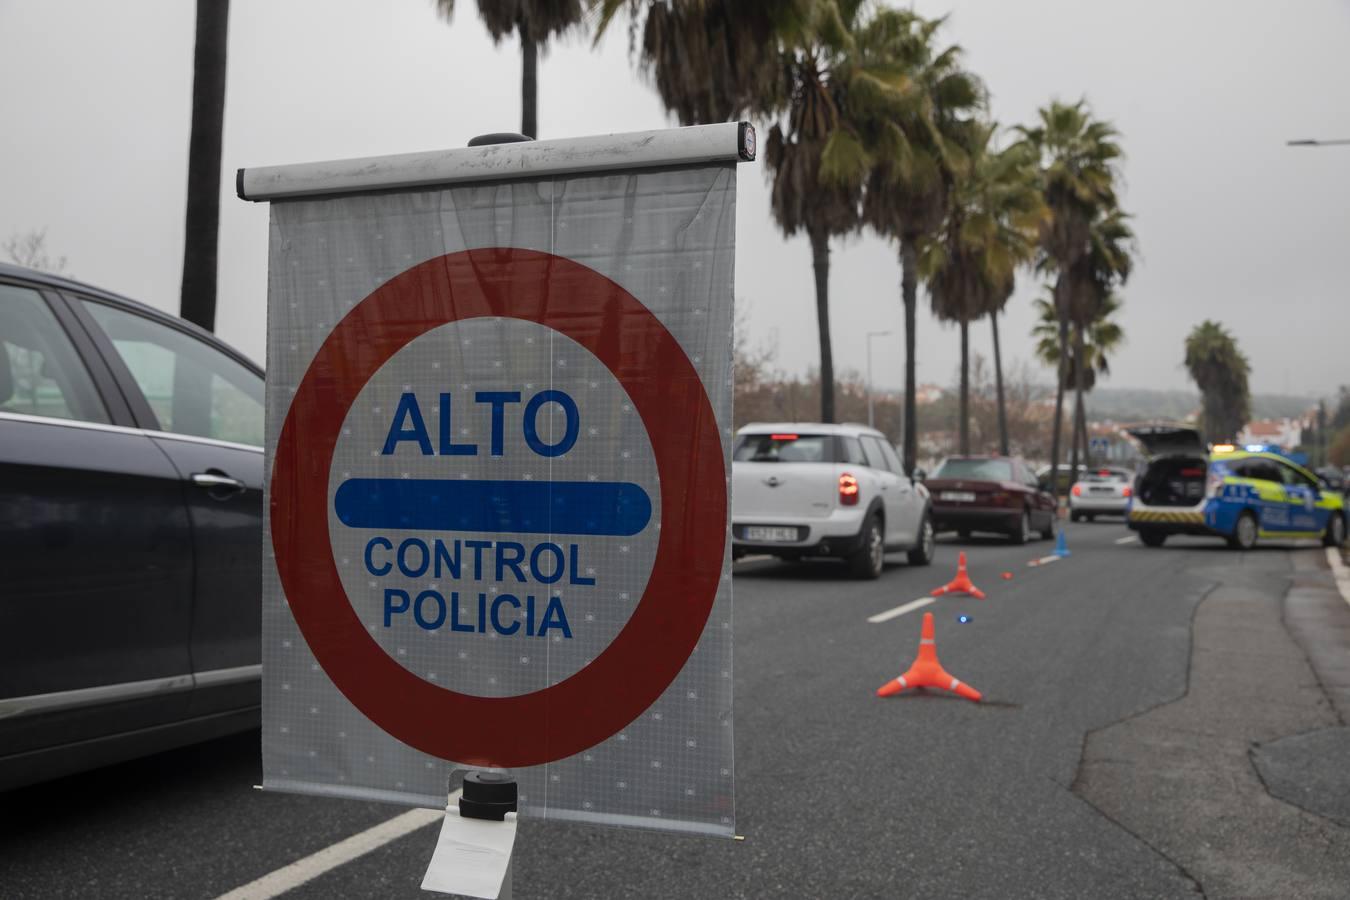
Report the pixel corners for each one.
[1054,528,1070,558]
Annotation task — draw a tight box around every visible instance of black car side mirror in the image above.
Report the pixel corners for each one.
[911,467,927,484]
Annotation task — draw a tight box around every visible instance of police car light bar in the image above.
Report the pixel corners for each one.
[238,122,757,202]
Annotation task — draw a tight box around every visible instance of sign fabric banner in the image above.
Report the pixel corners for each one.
[262,163,736,836]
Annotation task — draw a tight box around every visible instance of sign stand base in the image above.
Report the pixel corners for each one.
[420,772,518,898]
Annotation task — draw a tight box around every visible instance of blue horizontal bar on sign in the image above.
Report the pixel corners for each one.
[333,478,653,537]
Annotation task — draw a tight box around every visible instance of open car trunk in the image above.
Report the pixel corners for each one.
[1137,457,1208,507]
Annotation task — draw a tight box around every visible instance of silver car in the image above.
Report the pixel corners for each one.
[1069,467,1134,521]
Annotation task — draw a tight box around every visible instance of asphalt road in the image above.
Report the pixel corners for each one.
[4,522,1348,899]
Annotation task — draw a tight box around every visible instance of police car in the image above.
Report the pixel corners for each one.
[1126,425,1347,550]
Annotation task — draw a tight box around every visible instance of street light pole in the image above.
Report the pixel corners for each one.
[866,330,892,429]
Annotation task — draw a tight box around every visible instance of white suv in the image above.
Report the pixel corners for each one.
[730,423,934,578]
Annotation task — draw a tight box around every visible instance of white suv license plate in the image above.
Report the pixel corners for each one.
[745,526,799,542]
[941,491,976,502]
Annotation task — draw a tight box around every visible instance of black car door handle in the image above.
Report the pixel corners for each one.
[191,471,246,494]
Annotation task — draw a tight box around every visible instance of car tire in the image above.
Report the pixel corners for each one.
[776,551,803,563]
[1071,511,1082,523]
[1085,513,1096,523]
[1040,514,1056,540]
[1324,513,1347,548]
[907,514,936,566]
[849,515,885,580]
[1009,510,1030,545]
[1228,511,1258,550]
[1139,529,1166,547]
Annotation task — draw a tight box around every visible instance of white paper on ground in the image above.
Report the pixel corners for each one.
[421,807,517,898]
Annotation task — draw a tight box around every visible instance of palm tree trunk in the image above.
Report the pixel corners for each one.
[180,0,230,333]
[1068,338,1082,481]
[959,318,970,455]
[810,228,835,423]
[520,23,537,138]
[991,311,1008,455]
[901,239,919,476]
[1049,314,1069,505]
[1072,321,1089,480]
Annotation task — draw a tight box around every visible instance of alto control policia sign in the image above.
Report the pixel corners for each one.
[239,123,752,836]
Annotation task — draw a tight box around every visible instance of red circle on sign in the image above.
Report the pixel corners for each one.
[271,249,727,768]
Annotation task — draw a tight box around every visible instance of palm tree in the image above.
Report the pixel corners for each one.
[595,1,849,421]
[436,1,585,138]
[1184,321,1251,441]
[180,0,230,333]
[829,10,981,470]
[1032,294,1125,386]
[1033,293,1124,460]
[593,0,814,125]
[761,3,880,422]
[1016,100,1123,500]
[919,124,1045,454]
[1065,208,1132,470]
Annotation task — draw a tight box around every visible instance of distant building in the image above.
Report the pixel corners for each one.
[1238,418,1305,449]
[915,383,944,405]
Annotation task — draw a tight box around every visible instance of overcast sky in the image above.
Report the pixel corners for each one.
[2,0,1348,398]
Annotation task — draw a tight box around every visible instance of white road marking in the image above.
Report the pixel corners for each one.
[1327,547,1350,608]
[1115,536,1138,545]
[213,795,454,900]
[1028,554,1061,567]
[868,596,935,624]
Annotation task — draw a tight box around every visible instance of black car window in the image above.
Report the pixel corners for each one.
[937,458,1013,481]
[0,284,108,424]
[81,300,263,446]
[1276,462,1317,489]
[1239,460,1283,484]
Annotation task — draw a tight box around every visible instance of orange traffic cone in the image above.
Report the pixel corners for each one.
[931,551,985,599]
[876,612,982,702]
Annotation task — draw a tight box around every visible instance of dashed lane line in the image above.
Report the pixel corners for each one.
[1115,536,1138,545]
[867,596,935,624]
[212,794,456,900]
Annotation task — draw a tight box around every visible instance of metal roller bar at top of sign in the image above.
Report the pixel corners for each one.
[236,121,757,202]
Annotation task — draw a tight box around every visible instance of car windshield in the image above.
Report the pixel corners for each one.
[936,458,1012,481]
[734,433,834,463]
[1083,469,1130,483]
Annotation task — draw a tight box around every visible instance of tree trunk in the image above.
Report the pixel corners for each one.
[1079,389,1092,466]
[810,229,835,423]
[1072,321,1089,480]
[520,25,538,138]
[991,311,1009,456]
[959,318,970,455]
[1069,338,1082,481]
[1049,316,1069,505]
[901,239,919,476]
[180,0,230,333]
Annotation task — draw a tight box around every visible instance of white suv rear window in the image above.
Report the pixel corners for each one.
[734,433,835,463]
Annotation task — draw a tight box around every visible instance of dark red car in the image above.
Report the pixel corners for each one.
[926,455,1057,543]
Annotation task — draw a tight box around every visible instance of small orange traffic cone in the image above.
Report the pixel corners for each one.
[876,612,982,702]
[931,551,985,599]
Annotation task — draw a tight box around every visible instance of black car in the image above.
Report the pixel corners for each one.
[0,263,264,790]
